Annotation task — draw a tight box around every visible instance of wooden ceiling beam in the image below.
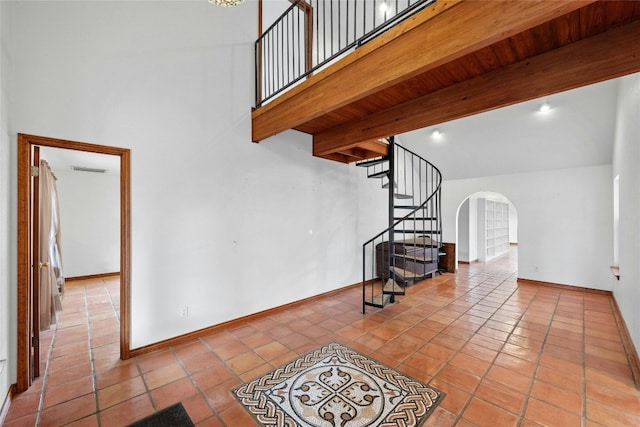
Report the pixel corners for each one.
[252,0,593,143]
[313,18,640,154]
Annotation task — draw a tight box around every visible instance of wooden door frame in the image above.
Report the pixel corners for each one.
[16,134,131,392]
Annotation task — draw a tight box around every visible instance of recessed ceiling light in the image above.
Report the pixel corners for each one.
[538,102,551,113]
[432,129,442,138]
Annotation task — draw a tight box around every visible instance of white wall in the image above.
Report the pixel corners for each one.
[509,200,518,244]
[458,199,470,261]
[10,0,376,349]
[456,195,478,263]
[468,196,478,261]
[442,164,613,291]
[612,73,640,357]
[47,166,120,278]
[0,0,13,404]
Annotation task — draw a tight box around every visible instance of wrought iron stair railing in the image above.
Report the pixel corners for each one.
[358,136,442,313]
[255,0,438,107]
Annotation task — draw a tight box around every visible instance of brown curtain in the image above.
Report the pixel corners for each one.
[39,160,64,330]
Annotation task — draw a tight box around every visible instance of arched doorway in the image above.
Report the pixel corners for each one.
[455,191,518,266]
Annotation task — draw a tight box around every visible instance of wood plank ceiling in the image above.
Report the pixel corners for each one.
[251,0,640,163]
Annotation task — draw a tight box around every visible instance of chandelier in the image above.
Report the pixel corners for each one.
[209,0,244,6]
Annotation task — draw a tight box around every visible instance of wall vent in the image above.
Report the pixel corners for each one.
[70,166,107,173]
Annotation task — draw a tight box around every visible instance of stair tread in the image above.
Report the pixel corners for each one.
[393,229,441,234]
[368,170,389,178]
[390,266,421,280]
[382,278,405,295]
[394,193,413,199]
[364,294,391,307]
[397,235,440,247]
[356,156,389,167]
[393,254,434,263]
[394,217,436,221]
[394,205,427,209]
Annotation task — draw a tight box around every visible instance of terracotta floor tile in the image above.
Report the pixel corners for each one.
[143,362,187,390]
[422,406,457,426]
[203,377,243,413]
[181,350,223,374]
[485,365,532,394]
[239,363,272,382]
[585,342,629,364]
[428,378,471,414]
[524,397,582,427]
[475,380,526,415]
[585,379,640,415]
[46,362,93,388]
[377,333,424,361]
[226,351,266,375]
[97,376,147,410]
[42,375,94,408]
[419,342,457,361]
[254,341,292,362]
[535,365,583,394]
[494,352,536,377]
[219,403,259,427]
[539,353,583,378]
[64,414,99,427]
[39,394,96,427]
[543,343,584,364]
[4,392,41,421]
[402,351,446,377]
[530,380,582,415]
[182,393,215,423]
[586,397,640,425]
[98,393,154,426]
[585,353,632,377]
[150,377,199,409]
[209,340,250,361]
[448,352,490,377]
[435,365,481,394]
[463,397,519,427]
[369,324,403,340]
[197,415,225,427]
[136,350,178,373]
[3,413,38,427]
[459,342,499,363]
[585,366,637,395]
[585,334,625,352]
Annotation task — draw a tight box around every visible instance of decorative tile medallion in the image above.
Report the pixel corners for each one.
[233,342,444,426]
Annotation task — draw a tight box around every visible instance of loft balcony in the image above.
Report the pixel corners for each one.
[251,0,640,163]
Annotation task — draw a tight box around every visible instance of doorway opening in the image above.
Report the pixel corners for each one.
[16,134,131,392]
[456,191,518,266]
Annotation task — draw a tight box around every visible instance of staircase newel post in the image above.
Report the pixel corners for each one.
[388,136,396,302]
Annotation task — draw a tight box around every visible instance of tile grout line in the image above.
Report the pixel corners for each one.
[34,316,59,426]
[424,270,527,425]
[518,286,562,424]
[84,280,101,427]
[449,272,537,425]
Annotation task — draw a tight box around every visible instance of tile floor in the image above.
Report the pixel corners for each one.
[4,248,640,426]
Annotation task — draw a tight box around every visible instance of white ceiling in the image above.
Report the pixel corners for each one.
[40,147,120,176]
[399,78,620,180]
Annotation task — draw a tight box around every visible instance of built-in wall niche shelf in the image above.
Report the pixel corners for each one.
[610,265,620,280]
[479,198,510,262]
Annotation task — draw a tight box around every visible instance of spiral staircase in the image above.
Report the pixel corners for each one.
[358,136,442,313]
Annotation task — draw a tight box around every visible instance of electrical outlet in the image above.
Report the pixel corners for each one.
[180,306,189,318]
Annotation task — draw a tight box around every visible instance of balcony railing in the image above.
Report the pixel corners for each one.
[255,0,437,107]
